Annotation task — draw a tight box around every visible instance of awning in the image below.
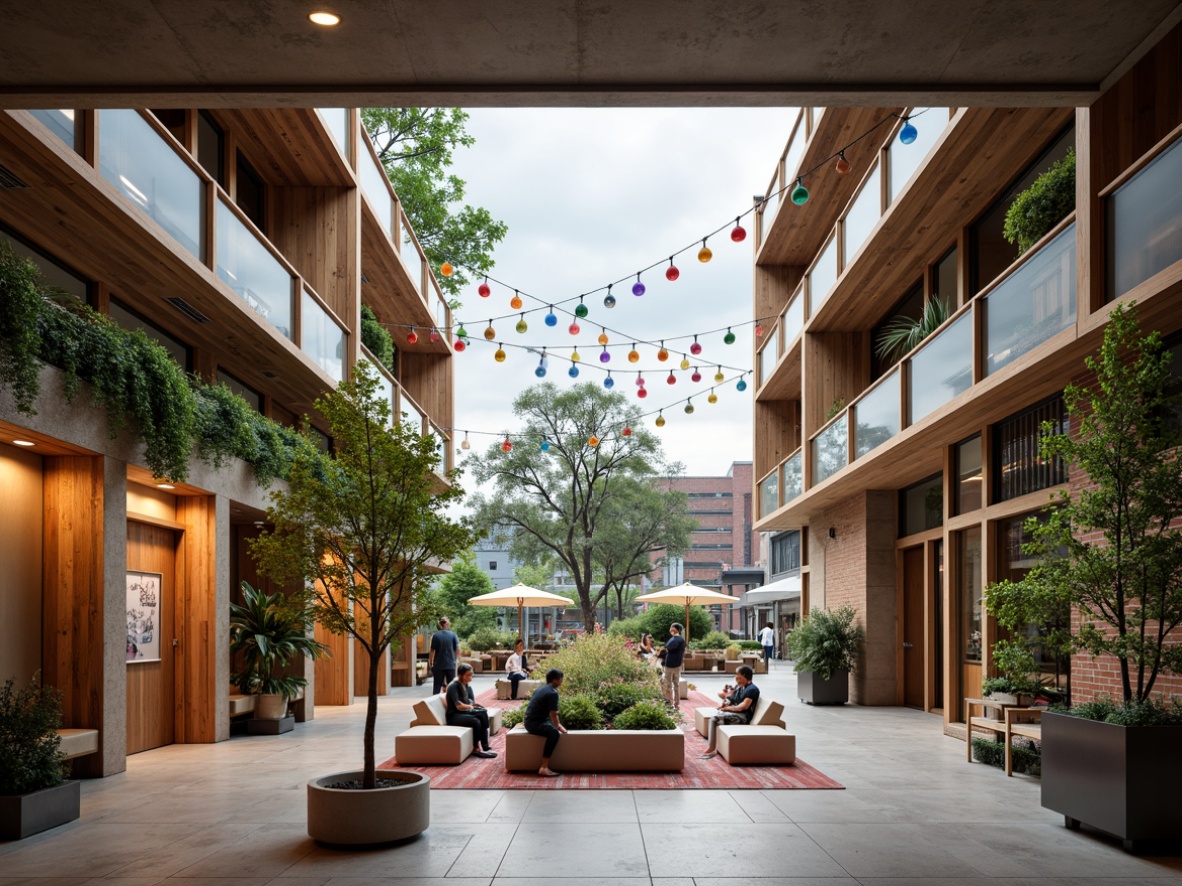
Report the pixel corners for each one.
[741,575,801,604]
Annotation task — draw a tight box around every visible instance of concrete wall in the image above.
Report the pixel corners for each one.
[0,443,43,685]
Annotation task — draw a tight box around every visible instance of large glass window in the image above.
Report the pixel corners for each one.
[29,110,76,150]
[400,222,422,292]
[196,111,224,186]
[984,223,1076,376]
[907,312,972,424]
[842,164,881,266]
[0,227,88,302]
[758,468,778,518]
[871,280,924,379]
[998,512,1068,682]
[900,473,942,537]
[770,531,801,576]
[1107,135,1182,300]
[887,108,946,202]
[781,289,804,345]
[99,109,204,259]
[236,152,265,232]
[933,246,958,306]
[955,435,982,514]
[808,236,838,310]
[215,198,293,338]
[317,108,351,158]
[812,413,848,485]
[109,298,190,371]
[301,290,345,381]
[217,369,261,413]
[959,526,983,665]
[853,370,899,458]
[992,397,1068,502]
[783,451,803,503]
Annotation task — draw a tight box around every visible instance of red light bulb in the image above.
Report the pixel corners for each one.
[755,323,764,337]
[667,372,677,385]
[501,438,512,453]
[637,387,647,399]
[454,338,466,352]
[478,282,491,298]
[666,264,679,281]
[407,328,419,344]
[568,322,580,335]
[622,427,632,436]
[730,224,747,242]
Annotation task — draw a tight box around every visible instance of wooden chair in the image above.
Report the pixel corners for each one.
[1003,707,1044,776]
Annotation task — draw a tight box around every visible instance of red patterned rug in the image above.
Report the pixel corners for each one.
[378,688,844,790]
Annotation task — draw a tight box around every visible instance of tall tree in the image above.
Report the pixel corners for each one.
[362,108,507,300]
[469,382,691,630]
[433,550,498,638]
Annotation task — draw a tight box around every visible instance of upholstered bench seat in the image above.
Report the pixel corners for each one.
[693,696,786,736]
[396,725,474,764]
[495,679,543,700]
[56,728,99,760]
[504,727,684,772]
[717,725,796,765]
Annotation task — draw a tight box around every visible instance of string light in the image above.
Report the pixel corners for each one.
[604,372,614,389]
[690,335,702,356]
[679,355,690,370]
[456,324,467,339]
[575,297,589,319]
[568,321,581,335]
[494,344,506,363]
[510,290,523,310]
[516,314,528,334]
[655,411,666,428]
[454,338,466,352]
[755,323,764,337]
[622,426,632,436]
[600,347,611,364]
[667,372,677,385]
[666,258,679,281]
[568,362,580,378]
[835,151,851,175]
[598,329,609,346]
[501,437,513,452]
[657,343,669,362]
[478,278,491,298]
[698,238,712,263]
[708,389,718,404]
[484,321,496,340]
[407,327,419,344]
[790,178,809,205]
[632,273,646,297]
[628,344,640,363]
[638,387,648,399]
[691,368,702,382]
[736,376,748,392]
[545,307,558,327]
[899,117,918,144]
[685,400,695,414]
[440,261,454,277]
[714,366,724,383]
[724,327,736,345]
[588,435,599,447]
[461,432,471,450]
[429,328,440,343]
[603,285,616,308]
[730,218,746,243]
[535,350,547,378]
[540,437,550,452]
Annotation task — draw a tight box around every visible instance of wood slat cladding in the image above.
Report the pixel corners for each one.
[125,520,176,754]
[175,495,223,742]
[215,109,353,188]
[359,210,444,340]
[400,352,454,438]
[0,444,43,685]
[42,456,106,775]
[753,399,800,480]
[803,331,870,438]
[754,265,803,328]
[270,186,355,321]
[314,618,352,705]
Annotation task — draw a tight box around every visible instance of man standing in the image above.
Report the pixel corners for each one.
[661,622,686,708]
[759,621,776,665]
[428,616,459,695]
[525,668,566,777]
[700,664,760,759]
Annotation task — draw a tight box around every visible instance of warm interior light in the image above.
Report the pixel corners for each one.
[156,482,176,490]
[12,439,35,447]
[308,11,341,26]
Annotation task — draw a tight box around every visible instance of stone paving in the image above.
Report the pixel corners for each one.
[2,661,1180,885]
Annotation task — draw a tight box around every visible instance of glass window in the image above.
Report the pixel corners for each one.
[400,222,422,292]
[0,227,88,302]
[900,473,943,537]
[955,435,982,513]
[992,397,1068,502]
[959,526,983,664]
[308,425,331,453]
[367,359,395,425]
[196,111,224,186]
[99,109,204,260]
[812,413,848,485]
[871,280,925,379]
[757,346,770,388]
[907,312,973,425]
[215,198,293,339]
[758,468,778,518]
[998,512,1066,679]
[970,126,1074,294]
[770,531,801,576]
[853,370,899,459]
[301,290,345,382]
[843,163,881,266]
[985,224,1076,376]
[236,152,265,233]
[887,108,946,202]
[401,394,424,434]
[317,108,350,158]
[29,110,76,150]
[359,143,393,238]
[781,289,804,346]
[783,451,803,503]
[108,298,190,371]
[933,246,958,306]
[149,109,186,144]
[809,235,838,309]
[1107,135,1182,301]
[217,369,261,413]
[762,185,779,238]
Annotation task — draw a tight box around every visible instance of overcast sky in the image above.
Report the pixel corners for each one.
[446,108,797,481]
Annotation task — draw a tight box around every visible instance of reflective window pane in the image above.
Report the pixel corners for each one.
[1107,135,1182,300]
[29,109,75,150]
[317,108,351,158]
[359,143,393,238]
[843,163,881,266]
[99,109,203,259]
[900,473,943,537]
[0,228,87,302]
[907,312,972,424]
[400,221,422,292]
[955,435,982,514]
[888,107,946,202]
[196,111,224,186]
[812,413,848,485]
[215,199,293,339]
[933,247,958,305]
[992,397,1068,503]
[960,526,983,664]
[809,236,838,309]
[853,370,899,458]
[783,451,803,503]
[217,369,261,413]
[109,297,190,371]
[781,289,804,345]
[759,468,779,518]
[301,290,345,382]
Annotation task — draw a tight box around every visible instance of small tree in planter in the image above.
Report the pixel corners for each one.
[251,363,476,843]
[787,606,864,705]
[1016,305,1182,849]
[0,676,76,840]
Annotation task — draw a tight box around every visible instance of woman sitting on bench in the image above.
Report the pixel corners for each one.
[504,638,530,700]
[446,664,497,758]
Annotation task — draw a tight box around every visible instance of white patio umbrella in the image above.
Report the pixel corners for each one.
[634,581,738,642]
[467,583,573,644]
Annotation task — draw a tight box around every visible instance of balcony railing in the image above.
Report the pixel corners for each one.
[812,412,848,486]
[908,312,973,425]
[853,369,900,459]
[215,196,294,339]
[757,109,806,250]
[758,466,779,518]
[316,108,351,162]
[301,287,346,382]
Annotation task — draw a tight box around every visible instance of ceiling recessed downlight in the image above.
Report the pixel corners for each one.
[12,439,35,446]
[309,11,340,26]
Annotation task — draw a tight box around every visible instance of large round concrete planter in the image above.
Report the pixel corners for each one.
[1041,711,1182,852]
[796,669,849,705]
[0,780,80,840]
[307,770,429,845]
[255,694,288,720]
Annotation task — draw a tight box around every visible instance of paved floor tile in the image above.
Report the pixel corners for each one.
[642,821,847,878]
[495,821,648,878]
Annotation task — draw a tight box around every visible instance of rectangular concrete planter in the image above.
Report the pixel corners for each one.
[796,669,849,705]
[0,780,80,840]
[1041,711,1182,852]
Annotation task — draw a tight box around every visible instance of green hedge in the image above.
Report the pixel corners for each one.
[970,737,1041,776]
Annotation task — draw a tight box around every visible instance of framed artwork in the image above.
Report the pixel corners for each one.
[126,571,162,663]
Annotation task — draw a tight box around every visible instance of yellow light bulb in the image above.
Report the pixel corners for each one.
[708,391,718,404]
[510,294,523,310]
[698,245,713,263]
[598,332,609,346]
[628,349,640,363]
[714,369,725,383]
[680,357,690,370]
[484,325,496,340]
[571,350,581,363]
[495,348,506,363]
[655,415,666,428]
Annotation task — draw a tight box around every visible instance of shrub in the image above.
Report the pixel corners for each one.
[607,615,646,641]
[613,700,678,730]
[641,604,712,644]
[360,304,396,371]
[1003,148,1075,254]
[971,737,1041,775]
[559,693,603,730]
[0,675,67,794]
[1068,696,1182,727]
[738,640,763,651]
[596,682,663,720]
[538,632,661,697]
[467,627,502,652]
[788,606,864,680]
[502,706,525,728]
[692,630,731,650]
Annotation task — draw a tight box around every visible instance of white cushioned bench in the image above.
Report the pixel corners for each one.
[495,678,543,700]
[693,696,795,765]
[504,727,684,772]
[396,694,502,765]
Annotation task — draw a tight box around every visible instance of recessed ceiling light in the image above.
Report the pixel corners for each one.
[156,483,176,490]
[12,439,35,447]
[309,11,340,26]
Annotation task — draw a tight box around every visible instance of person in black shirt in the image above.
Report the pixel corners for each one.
[700,664,760,759]
[429,617,460,694]
[524,668,566,777]
[661,623,686,708]
[445,664,496,758]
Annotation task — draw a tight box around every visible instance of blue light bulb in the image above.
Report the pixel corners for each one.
[603,376,614,389]
[568,364,580,378]
[736,378,748,392]
[899,121,917,144]
[540,440,550,452]
[535,364,547,378]
[544,311,558,327]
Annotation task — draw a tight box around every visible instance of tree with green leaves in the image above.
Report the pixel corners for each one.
[433,550,498,638]
[1003,304,1182,705]
[250,363,477,789]
[362,108,507,300]
[469,382,691,631]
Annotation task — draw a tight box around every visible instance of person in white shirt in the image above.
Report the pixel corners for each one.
[504,638,530,699]
[758,622,776,665]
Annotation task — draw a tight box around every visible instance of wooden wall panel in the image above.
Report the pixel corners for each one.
[754,265,803,329]
[315,616,353,705]
[125,520,176,754]
[399,352,454,439]
[802,331,870,437]
[753,399,800,479]
[0,444,43,685]
[175,496,221,742]
[270,186,353,321]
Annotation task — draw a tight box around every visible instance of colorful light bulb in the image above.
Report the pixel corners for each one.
[440,261,454,277]
[571,349,581,363]
[632,274,645,297]
[429,328,440,343]
[714,367,724,383]
[685,401,695,414]
[604,374,615,389]
[790,178,809,205]
[407,328,419,344]
[690,336,702,356]
[657,343,669,362]
[456,325,468,339]
[708,389,718,404]
[737,377,748,392]
[622,426,632,437]
[755,323,764,337]
[545,308,558,327]
[534,363,545,377]
[510,291,523,310]
[495,346,506,363]
[540,438,550,452]
[478,280,491,297]
[835,151,851,175]
[691,368,702,383]
[637,387,648,399]
[461,433,471,450]
[598,330,609,346]
[636,375,645,387]
[899,119,918,144]
[603,292,617,309]
[501,437,512,452]
[568,322,581,336]
[516,316,528,334]
[600,348,611,364]
[724,328,736,345]
[667,372,677,385]
[680,356,690,371]
[698,240,713,263]
[569,364,579,378]
[628,346,640,363]
[655,413,665,428]
[575,300,589,319]
[730,220,747,242]
[484,322,496,340]
[454,338,466,352]
[588,435,599,447]
[666,259,680,281]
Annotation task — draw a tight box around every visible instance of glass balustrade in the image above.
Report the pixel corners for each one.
[854,370,900,458]
[762,185,780,237]
[908,312,972,424]
[369,360,395,425]
[301,289,345,381]
[1107,135,1182,300]
[316,108,350,158]
[812,414,848,485]
[757,346,770,388]
[98,109,203,259]
[359,142,394,238]
[400,221,422,293]
[215,199,293,338]
[759,468,779,518]
[401,397,424,435]
[30,109,75,149]
[985,223,1076,375]
[843,163,882,266]
[783,451,803,503]
[809,236,838,309]
[888,107,946,203]
[781,290,804,346]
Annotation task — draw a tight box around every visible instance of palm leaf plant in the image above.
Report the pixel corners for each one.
[874,297,949,366]
[229,581,328,699]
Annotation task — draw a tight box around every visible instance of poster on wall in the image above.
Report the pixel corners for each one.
[126,571,162,663]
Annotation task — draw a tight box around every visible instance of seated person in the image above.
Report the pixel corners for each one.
[445,663,496,758]
[504,638,530,700]
[637,632,655,660]
[524,668,567,777]
[700,665,759,759]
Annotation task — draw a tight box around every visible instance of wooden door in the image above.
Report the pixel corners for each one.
[126,520,177,754]
[902,546,926,709]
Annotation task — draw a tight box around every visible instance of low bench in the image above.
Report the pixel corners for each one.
[495,678,543,700]
[56,728,99,760]
[693,696,795,765]
[1004,707,1044,777]
[504,727,684,772]
[396,694,502,765]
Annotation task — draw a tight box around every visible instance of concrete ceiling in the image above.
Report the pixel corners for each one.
[1,0,1180,108]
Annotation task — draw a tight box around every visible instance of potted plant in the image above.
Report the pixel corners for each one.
[1003,148,1075,254]
[0,676,77,840]
[251,363,476,845]
[229,581,328,732]
[787,606,864,705]
[1007,306,1182,851]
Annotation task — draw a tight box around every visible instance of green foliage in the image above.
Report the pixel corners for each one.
[229,582,328,698]
[360,304,396,371]
[606,615,646,640]
[537,632,662,697]
[0,242,46,413]
[558,693,604,730]
[594,682,663,720]
[0,675,66,794]
[1014,305,1182,704]
[502,706,525,728]
[874,297,950,366]
[971,737,1041,775]
[826,396,846,421]
[1004,149,1075,254]
[612,700,678,730]
[193,382,312,487]
[249,362,478,788]
[725,644,741,660]
[362,108,507,301]
[466,626,503,652]
[788,606,865,680]
[642,604,714,646]
[513,558,556,591]
[432,550,496,638]
[982,641,1043,697]
[691,630,732,651]
[1068,696,1182,727]
[738,640,763,651]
